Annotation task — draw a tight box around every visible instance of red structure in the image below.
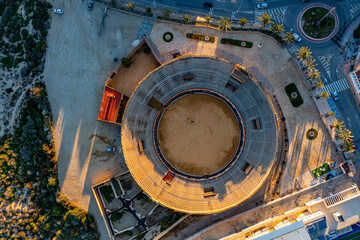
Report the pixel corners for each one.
[98,86,122,123]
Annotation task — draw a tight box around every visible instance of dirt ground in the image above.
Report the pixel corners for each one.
[158,94,240,175]
[43,1,143,239]
[107,51,158,97]
[150,22,337,197]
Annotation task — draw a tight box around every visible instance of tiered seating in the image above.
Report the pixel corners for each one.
[121,56,278,214]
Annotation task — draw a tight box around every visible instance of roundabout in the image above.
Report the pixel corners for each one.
[297,4,339,43]
[121,56,279,214]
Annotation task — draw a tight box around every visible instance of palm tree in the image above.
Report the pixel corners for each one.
[257,13,273,29]
[162,8,171,19]
[296,46,312,61]
[338,128,354,144]
[218,17,233,32]
[318,91,330,99]
[331,118,344,131]
[205,15,212,25]
[271,22,285,34]
[183,14,192,24]
[316,81,324,89]
[342,141,356,153]
[307,69,321,81]
[304,57,317,72]
[126,2,134,11]
[329,111,336,117]
[239,18,248,28]
[284,32,295,44]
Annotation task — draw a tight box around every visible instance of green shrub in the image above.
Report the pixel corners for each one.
[136,192,151,203]
[186,33,215,42]
[110,211,123,222]
[220,38,253,48]
[121,57,131,68]
[163,32,174,42]
[124,230,133,236]
[160,212,185,231]
[99,185,114,203]
[354,24,360,39]
[284,83,303,107]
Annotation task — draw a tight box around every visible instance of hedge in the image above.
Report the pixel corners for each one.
[354,24,360,39]
[186,33,215,42]
[285,83,303,107]
[220,38,253,48]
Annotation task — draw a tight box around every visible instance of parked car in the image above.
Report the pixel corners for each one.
[107,147,116,152]
[332,91,339,101]
[203,2,213,8]
[256,3,268,9]
[54,9,64,15]
[88,1,94,10]
[293,33,302,42]
[300,0,311,3]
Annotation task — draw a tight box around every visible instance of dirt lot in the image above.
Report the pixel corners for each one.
[107,50,158,97]
[43,1,143,239]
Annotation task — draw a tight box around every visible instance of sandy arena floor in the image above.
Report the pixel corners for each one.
[158,94,240,175]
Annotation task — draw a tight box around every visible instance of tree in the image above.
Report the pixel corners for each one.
[307,68,321,81]
[271,22,285,34]
[329,111,336,117]
[316,81,324,89]
[205,15,212,25]
[331,118,344,131]
[257,13,273,29]
[218,17,233,32]
[296,46,312,61]
[239,18,248,28]
[110,0,117,6]
[304,57,317,72]
[146,7,152,15]
[126,2,134,11]
[284,32,295,44]
[338,128,353,144]
[183,14,192,24]
[342,141,356,153]
[162,8,171,19]
[318,91,330,99]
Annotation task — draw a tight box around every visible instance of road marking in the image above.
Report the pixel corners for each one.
[231,11,236,20]
[209,8,213,15]
[323,78,349,93]
[254,7,287,24]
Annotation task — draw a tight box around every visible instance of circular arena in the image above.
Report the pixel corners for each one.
[121,56,279,214]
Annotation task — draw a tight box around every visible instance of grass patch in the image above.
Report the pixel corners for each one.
[306,128,318,140]
[311,163,331,178]
[186,33,215,42]
[160,212,185,231]
[163,32,173,42]
[99,185,115,203]
[302,7,335,39]
[136,192,151,203]
[285,83,303,107]
[220,38,253,48]
[110,211,124,222]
